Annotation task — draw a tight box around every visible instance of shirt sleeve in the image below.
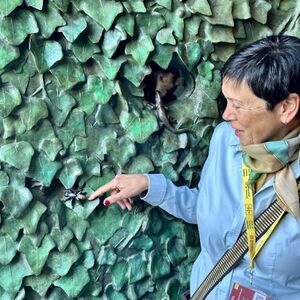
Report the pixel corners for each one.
[140,173,199,224]
[139,122,231,225]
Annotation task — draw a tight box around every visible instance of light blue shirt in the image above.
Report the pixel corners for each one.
[142,121,300,299]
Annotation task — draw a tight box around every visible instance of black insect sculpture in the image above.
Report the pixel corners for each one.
[62,188,87,209]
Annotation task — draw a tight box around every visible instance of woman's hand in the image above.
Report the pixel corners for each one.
[88,174,148,211]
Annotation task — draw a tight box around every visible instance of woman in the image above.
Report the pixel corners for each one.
[89,35,300,299]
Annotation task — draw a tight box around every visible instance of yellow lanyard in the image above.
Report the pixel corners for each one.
[242,162,285,269]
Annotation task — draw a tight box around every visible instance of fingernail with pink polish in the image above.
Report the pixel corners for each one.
[103,200,110,206]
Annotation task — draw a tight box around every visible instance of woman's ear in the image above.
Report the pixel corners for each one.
[280,93,300,124]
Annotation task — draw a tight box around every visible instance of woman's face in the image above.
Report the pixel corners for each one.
[222,78,286,146]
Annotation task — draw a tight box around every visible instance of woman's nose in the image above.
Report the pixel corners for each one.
[222,104,236,121]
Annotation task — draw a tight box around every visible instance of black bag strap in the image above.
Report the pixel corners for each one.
[191,199,287,300]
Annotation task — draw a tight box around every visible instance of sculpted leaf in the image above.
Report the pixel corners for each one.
[0,217,22,240]
[58,157,83,189]
[26,222,49,249]
[120,109,158,143]
[0,254,33,293]
[0,39,20,69]
[49,0,70,12]
[56,108,86,151]
[72,198,100,220]
[86,75,116,104]
[85,126,117,160]
[250,0,272,24]
[0,171,9,187]
[110,136,136,168]
[18,235,56,275]
[121,59,151,87]
[124,155,154,174]
[204,0,234,27]
[166,237,187,265]
[242,20,273,44]
[66,209,89,241]
[157,0,172,10]
[75,0,123,31]
[184,15,202,42]
[149,250,170,280]
[58,15,87,42]
[186,0,212,15]
[70,35,100,63]
[155,6,185,40]
[53,265,89,297]
[89,205,122,245]
[151,41,175,69]
[45,90,76,127]
[102,27,127,58]
[34,3,66,39]
[0,0,23,16]
[161,162,179,182]
[268,0,300,35]
[26,153,62,187]
[50,227,74,252]
[177,42,202,70]
[0,9,39,45]
[232,0,251,20]
[30,35,63,73]
[19,120,63,161]
[50,57,86,91]
[128,251,148,283]
[1,53,36,94]
[156,28,176,45]
[136,13,166,38]
[93,54,126,80]
[125,34,155,66]
[85,14,104,43]
[116,14,135,37]
[47,243,80,276]
[0,83,22,118]
[0,235,18,265]
[0,185,33,218]
[19,201,47,234]
[24,269,59,297]
[200,22,235,43]
[25,0,44,10]
[17,97,48,130]
[123,0,146,13]
[0,141,34,171]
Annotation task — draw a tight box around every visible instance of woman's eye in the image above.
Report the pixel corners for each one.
[232,104,240,110]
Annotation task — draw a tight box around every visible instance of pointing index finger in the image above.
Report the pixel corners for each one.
[88,180,115,200]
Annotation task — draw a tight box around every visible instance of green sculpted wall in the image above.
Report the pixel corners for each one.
[0,0,299,299]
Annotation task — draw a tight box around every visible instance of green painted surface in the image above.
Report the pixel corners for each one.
[0,0,298,298]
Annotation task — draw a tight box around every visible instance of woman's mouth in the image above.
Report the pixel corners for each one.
[234,129,242,137]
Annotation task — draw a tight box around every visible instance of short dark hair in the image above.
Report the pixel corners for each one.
[221,35,300,116]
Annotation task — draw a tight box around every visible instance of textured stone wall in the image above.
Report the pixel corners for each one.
[0,0,299,299]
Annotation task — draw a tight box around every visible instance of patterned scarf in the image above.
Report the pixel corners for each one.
[242,127,300,219]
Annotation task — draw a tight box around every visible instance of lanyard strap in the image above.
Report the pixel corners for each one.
[191,199,287,300]
[242,162,285,269]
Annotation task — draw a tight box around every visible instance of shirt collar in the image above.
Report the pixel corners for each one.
[227,123,242,152]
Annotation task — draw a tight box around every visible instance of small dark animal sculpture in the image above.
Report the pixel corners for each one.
[144,64,190,134]
[30,179,47,192]
[62,188,87,209]
[155,91,190,134]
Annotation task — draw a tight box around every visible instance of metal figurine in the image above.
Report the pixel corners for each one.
[155,90,190,134]
[30,179,47,192]
[154,68,190,134]
[62,188,87,208]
